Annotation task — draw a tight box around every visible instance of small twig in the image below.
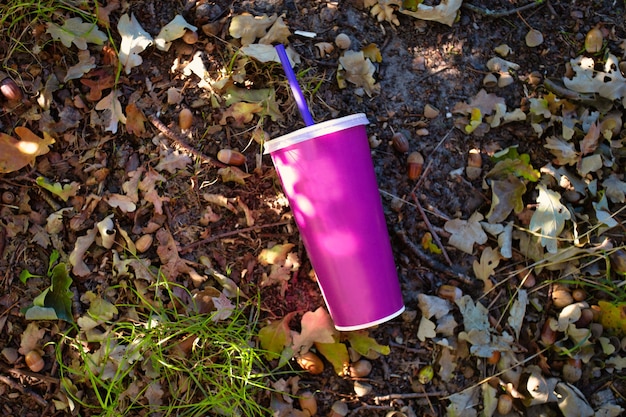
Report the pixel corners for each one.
[396,229,474,286]
[415,66,450,84]
[462,0,545,18]
[413,126,455,193]
[373,391,447,403]
[411,192,452,267]
[148,115,226,168]
[0,374,48,408]
[179,220,291,254]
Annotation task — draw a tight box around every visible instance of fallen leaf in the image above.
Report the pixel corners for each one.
[95,90,127,133]
[0,128,55,173]
[64,50,96,82]
[258,15,291,45]
[418,294,452,320]
[555,383,594,417]
[18,323,46,355]
[444,212,488,254]
[508,290,528,339]
[486,175,527,223]
[46,16,107,49]
[529,184,571,254]
[580,121,601,155]
[564,54,626,106]
[36,177,80,202]
[219,101,263,126]
[315,341,349,374]
[69,227,96,277]
[338,50,380,96]
[258,313,296,360]
[446,386,479,417]
[80,68,116,101]
[96,0,120,28]
[117,13,153,74]
[218,166,251,185]
[472,246,500,292]
[417,316,436,342]
[398,0,463,26]
[155,150,191,173]
[544,136,579,165]
[602,174,626,203]
[229,13,277,46]
[593,192,619,229]
[291,307,337,355]
[125,103,148,137]
[344,330,390,358]
[155,14,197,51]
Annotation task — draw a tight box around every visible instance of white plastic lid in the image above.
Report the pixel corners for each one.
[263,113,369,154]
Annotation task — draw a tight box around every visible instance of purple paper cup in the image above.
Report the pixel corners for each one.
[264,114,404,330]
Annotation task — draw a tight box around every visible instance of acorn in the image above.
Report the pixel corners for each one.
[497,394,514,415]
[466,148,482,180]
[296,351,324,375]
[391,132,409,153]
[0,78,23,102]
[438,284,462,302]
[135,234,153,253]
[407,151,424,180]
[25,350,44,372]
[349,359,372,378]
[179,108,193,130]
[182,29,199,44]
[584,27,603,53]
[540,318,558,345]
[551,284,573,308]
[1,191,16,204]
[298,391,317,416]
[562,358,582,383]
[334,33,351,49]
[217,149,246,166]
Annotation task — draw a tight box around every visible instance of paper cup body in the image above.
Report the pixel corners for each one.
[264,114,404,330]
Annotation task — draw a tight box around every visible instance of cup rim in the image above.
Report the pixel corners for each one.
[263,113,369,154]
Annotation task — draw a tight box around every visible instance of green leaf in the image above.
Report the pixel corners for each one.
[258,313,294,360]
[314,342,349,374]
[486,175,527,223]
[46,17,107,50]
[465,107,482,133]
[345,330,391,358]
[26,263,74,322]
[47,249,60,275]
[36,176,80,201]
[19,269,40,284]
[487,155,540,182]
[529,184,571,254]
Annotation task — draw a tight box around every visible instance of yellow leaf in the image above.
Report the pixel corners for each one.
[465,107,482,133]
[599,300,626,337]
[0,128,55,173]
[362,43,382,63]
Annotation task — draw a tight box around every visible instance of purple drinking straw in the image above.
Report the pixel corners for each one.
[275,44,315,126]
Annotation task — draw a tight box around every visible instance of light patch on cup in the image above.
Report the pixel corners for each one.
[321,230,356,256]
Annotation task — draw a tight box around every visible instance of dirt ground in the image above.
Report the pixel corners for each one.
[1,0,626,416]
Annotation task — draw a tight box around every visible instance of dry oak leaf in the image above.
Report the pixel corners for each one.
[472,246,500,292]
[117,13,153,74]
[529,184,571,254]
[398,0,463,27]
[46,17,107,50]
[258,14,291,45]
[0,127,55,173]
[80,68,116,101]
[444,212,488,254]
[64,50,96,82]
[96,0,120,28]
[291,307,337,355]
[564,54,626,106]
[156,228,194,281]
[155,14,197,51]
[125,103,148,137]
[95,90,126,133]
[338,50,380,96]
[219,102,263,127]
[229,13,277,46]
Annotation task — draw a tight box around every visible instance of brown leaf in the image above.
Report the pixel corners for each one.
[125,103,148,137]
[0,128,55,173]
[580,121,601,156]
[96,0,120,28]
[80,69,116,101]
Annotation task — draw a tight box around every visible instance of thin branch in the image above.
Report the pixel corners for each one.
[179,220,292,254]
[373,391,447,403]
[411,192,452,266]
[148,115,226,168]
[462,0,545,18]
[395,229,475,286]
[0,374,48,408]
